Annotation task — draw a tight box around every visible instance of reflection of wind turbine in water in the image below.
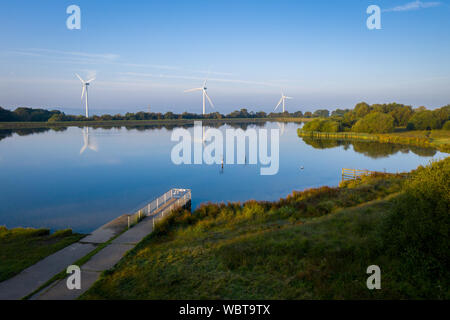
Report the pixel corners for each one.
[193,126,207,145]
[184,79,215,115]
[274,90,293,113]
[80,127,98,154]
[277,122,286,136]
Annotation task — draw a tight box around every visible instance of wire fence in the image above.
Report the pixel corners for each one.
[125,188,192,228]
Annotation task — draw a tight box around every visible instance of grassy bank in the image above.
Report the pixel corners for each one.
[82,158,449,299]
[0,118,310,130]
[298,129,450,153]
[80,171,422,299]
[0,227,84,282]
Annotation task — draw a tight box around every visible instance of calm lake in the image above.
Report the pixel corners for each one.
[0,122,446,233]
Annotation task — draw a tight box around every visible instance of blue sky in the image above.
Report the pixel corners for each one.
[0,0,449,114]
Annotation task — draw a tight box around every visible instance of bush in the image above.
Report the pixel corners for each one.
[443,120,450,131]
[407,110,440,130]
[302,119,322,131]
[352,112,395,133]
[302,119,340,132]
[383,158,450,292]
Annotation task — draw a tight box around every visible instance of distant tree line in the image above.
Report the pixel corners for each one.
[1,104,449,133]
[0,107,315,122]
[302,102,450,133]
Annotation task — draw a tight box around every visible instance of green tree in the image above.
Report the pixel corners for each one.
[407,110,440,130]
[389,105,413,126]
[0,107,14,122]
[302,119,340,132]
[354,102,370,118]
[47,114,65,122]
[442,120,450,130]
[352,112,395,133]
[313,109,330,118]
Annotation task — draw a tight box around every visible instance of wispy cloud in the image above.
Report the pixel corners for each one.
[20,48,119,61]
[383,1,442,12]
[5,49,234,76]
[118,72,280,87]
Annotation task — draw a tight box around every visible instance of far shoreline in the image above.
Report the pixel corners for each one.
[0,117,310,129]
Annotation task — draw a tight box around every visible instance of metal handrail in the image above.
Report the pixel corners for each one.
[125,188,192,228]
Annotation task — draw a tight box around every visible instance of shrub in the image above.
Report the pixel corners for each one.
[443,120,450,131]
[302,119,340,132]
[302,119,322,131]
[383,158,450,291]
[352,112,395,133]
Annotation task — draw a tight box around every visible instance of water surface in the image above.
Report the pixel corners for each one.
[0,122,446,233]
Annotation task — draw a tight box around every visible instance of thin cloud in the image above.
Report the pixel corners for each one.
[5,49,233,76]
[383,1,441,12]
[26,48,119,61]
[118,72,280,87]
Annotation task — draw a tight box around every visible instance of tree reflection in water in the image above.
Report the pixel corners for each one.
[301,137,437,158]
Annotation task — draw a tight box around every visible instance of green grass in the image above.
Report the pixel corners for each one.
[0,227,84,282]
[81,173,441,300]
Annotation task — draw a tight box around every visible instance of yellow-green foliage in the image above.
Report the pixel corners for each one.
[302,119,341,132]
[352,112,395,133]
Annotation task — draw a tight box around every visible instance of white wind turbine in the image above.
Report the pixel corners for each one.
[76,73,95,117]
[80,127,98,154]
[274,90,293,113]
[184,79,215,115]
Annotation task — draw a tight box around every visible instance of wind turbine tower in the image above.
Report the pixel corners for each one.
[274,90,293,113]
[184,79,215,115]
[76,74,95,117]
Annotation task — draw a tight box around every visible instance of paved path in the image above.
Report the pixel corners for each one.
[0,242,96,300]
[0,194,184,300]
[0,213,130,300]
[31,198,178,300]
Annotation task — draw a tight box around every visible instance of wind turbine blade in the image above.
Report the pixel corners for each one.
[285,97,293,99]
[81,85,86,99]
[205,91,215,108]
[89,143,98,152]
[274,97,283,111]
[203,79,208,87]
[76,73,84,83]
[86,78,96,83]
[184,88,202,93]
[80,144,87,154]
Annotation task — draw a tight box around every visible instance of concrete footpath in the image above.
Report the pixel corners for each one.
[0,212,140,300]
[0,193,183,300]
[31,215,157,300]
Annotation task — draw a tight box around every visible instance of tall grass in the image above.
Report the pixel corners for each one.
[0,227,84,282]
